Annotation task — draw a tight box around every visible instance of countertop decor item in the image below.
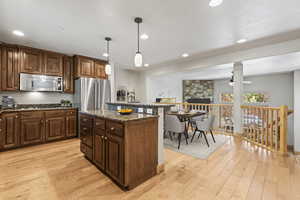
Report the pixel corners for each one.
[118,108,133,115]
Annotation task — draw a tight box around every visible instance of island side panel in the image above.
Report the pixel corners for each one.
[124,117,158,188]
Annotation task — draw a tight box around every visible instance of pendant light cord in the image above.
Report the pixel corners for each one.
[107,40,110,63]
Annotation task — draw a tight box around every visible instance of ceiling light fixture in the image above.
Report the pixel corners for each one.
[237,38,247,44]
[104,37,112,75]
[134,17,143,67]
[140,33,149,40]
[209,0,223,7]
[144,63,149,67]
[182,53,189,58]
[102,52,109,57]
[12,30,24,37]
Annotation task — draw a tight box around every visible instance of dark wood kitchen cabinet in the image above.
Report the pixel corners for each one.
[0,112,20,150]
[45,110,66,141]
[63,56,74,93]
[80,114,93,160]
[94,60,107,79]
[1,44,19,91]
[19,47,43,74]
[80,112,158,189]
[74,55,95,78]
[20,111,44,145]
[66,110,77,137]
[44,51,63,76]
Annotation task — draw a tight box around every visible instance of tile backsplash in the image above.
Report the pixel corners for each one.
[0,91,74,105]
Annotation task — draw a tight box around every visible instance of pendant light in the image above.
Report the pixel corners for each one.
[134,17,143,67]
[105,37,112,75]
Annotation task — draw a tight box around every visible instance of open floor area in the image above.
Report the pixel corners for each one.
[0,138,299,200]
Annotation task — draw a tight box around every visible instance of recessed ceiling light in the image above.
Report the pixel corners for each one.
[140,33,149,40]
[237,38,247,44]
[182,53,189,58]
[144,63,149,67]
[102,53,109,57]
[12,30,24,37]
[209,0,223,7]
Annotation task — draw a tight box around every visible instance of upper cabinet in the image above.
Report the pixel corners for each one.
[44,51,63,76]
[94,60,107,79]
[63,56,74,93]
[74,55,107,79]
[19,47,43,74]
[1,44,19,91]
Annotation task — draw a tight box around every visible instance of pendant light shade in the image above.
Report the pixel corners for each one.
[134,52,143,67]
[105,64,112,75]
[104,37,112,75]
[134,17,143,67]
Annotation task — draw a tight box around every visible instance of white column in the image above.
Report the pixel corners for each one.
[233,62,244,134]
[294,70,300,153]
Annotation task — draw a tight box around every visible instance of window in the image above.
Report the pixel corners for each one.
[221,93,269,103]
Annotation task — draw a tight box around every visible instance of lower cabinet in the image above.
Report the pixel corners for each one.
[45,116,66,141]
[105,135,124,184]
[0,109,77,151]
[93,134,106,170]
[20,112,44,145]
[0,112,19,149]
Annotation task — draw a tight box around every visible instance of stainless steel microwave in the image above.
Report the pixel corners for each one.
[20,73,63,92]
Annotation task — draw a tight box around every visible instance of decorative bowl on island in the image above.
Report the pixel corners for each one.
[118,109,133,115]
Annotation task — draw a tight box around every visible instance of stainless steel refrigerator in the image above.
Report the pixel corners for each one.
[74,78,111,111]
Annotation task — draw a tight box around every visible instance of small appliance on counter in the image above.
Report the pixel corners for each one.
[1,96,16,109]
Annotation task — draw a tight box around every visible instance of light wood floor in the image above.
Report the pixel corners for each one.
[0,137,299,200]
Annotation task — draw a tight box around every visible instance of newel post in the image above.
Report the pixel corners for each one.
[279,105,288,154]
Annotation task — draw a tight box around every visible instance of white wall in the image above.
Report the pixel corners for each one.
[294,70,300,152]
[0,91,74,105]
[114,67,146,102]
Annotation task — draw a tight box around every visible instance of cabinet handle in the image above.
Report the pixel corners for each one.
[104,137,108,140]
[101,136,104,139]
[83,128,87,131]
[110,127,115,131]
[15,116,18,119]
[83,119,87,122]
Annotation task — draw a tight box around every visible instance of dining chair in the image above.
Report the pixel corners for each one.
[165,115,188,149]
[190,115,216,147]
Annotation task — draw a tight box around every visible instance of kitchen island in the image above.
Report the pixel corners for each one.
[79,110,158,189]
[107,102,175,173]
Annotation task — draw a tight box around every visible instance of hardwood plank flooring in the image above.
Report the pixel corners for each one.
[0,137,299,200]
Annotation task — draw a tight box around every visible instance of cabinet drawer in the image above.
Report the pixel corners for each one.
[21,111,44,119]
[107,121,124,137]
[80,115,93,127]
[66,109,77,116]
[45,110,65,118]
[94,118,105,130]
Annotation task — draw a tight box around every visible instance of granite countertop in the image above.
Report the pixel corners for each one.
[80,110,158,122]
[106,102,175,108]
[0,107,77,114]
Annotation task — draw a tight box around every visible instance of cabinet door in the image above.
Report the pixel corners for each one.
[94,61,107,79]
[20,117,44,145]
[106,135,124,184]
[75,56,94,77]
[1,113,19,149]
[66,115,77,137]
[1,45,19,91]
[44,52,63,76]
[20,47,43,74]
[63,56,74,93]
[94,134,106,170]
[45,117,66,141]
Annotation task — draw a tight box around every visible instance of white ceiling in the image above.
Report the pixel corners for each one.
[1,0,300,68]
[170,52,300,80]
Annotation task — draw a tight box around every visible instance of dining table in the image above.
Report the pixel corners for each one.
[167,110,207,138]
